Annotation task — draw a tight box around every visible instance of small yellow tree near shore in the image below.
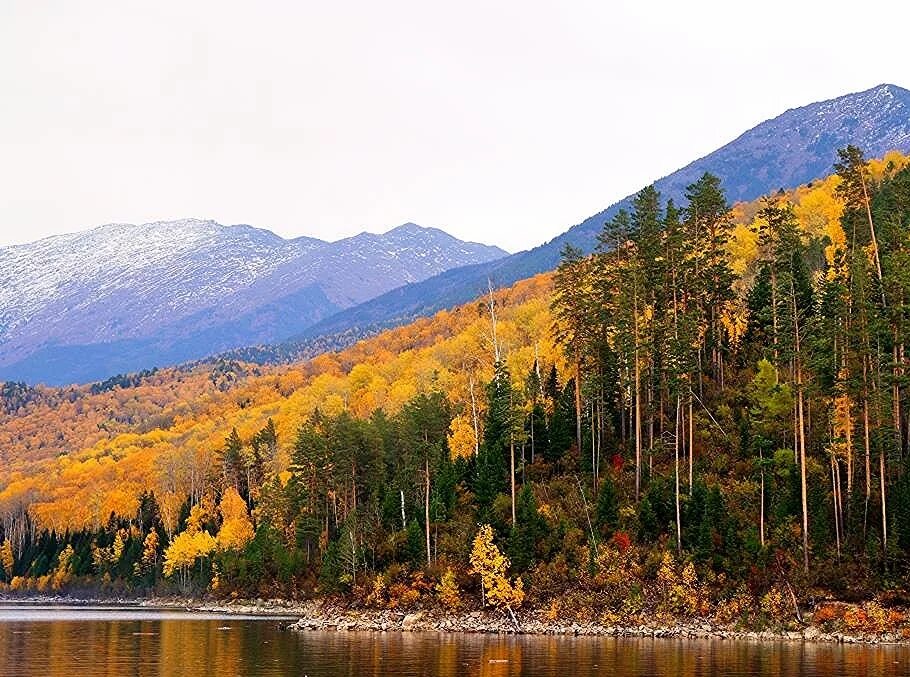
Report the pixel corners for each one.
[0,540,13,582]
[469,524,524,626]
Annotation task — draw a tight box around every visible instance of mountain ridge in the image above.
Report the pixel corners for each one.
[255,83,910,360]
[0,220,507,384]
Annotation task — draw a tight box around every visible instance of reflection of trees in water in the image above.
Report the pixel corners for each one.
[4,617,910,676]
[479,639,523,676]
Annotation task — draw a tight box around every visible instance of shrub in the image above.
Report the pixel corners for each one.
[843,601,888,634]
[759,585,793,625]
[715,589,754,626]
[435,568,461,610]
[812,602,844,626]
[612,531,632,553]
[656,552,702,616]
[365,573,387,608]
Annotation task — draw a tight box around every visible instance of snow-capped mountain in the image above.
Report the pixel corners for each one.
[0,220,506,384]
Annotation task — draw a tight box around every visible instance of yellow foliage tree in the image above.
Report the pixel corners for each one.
[162,529,216,583]
[469,524,524,615]
[1,540,14,581]
[52,544,75,590]
[186,497,214,533]
[215,487,255,551]
[111,529,127,562]
[656,552,701,616]
[163,507,217,589]
[447,414,478,460]
[134,530,161,578]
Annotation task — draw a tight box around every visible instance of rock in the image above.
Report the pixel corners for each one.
[803,626,821,641]
[402,611,425,630]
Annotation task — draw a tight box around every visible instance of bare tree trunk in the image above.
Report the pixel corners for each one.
[575,354,583,458]
[529,402,535,466]
[793,277,809,575]
[634,329,641,501]
[894,333,901,457]
[576,475,598,559]
[488,280,501,362]
[860,173,885,306]
[831,454,841,560]
[760,446,766,549]
[470,377,480,455]
[591,401,598,494]
[400,490,407,530]
[675,395,682,556]
[771,265,779,367]
[510,436,516,526]
[863,362,872,536]
[688,396,694,496]
[881,448,888,554]
[798,380,809,574]
[425,457,431,566]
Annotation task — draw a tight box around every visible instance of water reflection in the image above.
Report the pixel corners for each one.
[1,606,909,676]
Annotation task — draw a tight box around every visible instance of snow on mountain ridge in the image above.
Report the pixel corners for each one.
[0,219,507,382]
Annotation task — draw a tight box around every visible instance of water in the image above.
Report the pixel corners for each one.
[1,604,909,676]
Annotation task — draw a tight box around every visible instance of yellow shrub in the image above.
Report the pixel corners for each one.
[387,582,420,609]
[843,602,888,633]
[435,568,461,611]
[656,552,701,616]
[715,590,753,626]
[760,585,791,624]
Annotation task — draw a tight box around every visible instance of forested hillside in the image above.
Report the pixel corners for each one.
[4,148,910,633]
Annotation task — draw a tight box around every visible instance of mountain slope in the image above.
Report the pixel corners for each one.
[260,83,910,356]
[5,149,910,532]
[0,272,557,532]
[0,221,506,385]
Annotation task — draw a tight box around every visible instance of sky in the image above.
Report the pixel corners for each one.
[2,1,909,253]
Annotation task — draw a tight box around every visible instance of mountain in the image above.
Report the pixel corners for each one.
[249,83,910,357]
[0,220,506,385]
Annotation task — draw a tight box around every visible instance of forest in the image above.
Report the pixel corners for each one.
[3,147,910,632]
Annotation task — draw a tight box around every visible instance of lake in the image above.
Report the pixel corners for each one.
[1,604,909,676]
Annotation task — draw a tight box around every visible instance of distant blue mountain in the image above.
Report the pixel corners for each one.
[0,221,506,385]
[253,84,910,360]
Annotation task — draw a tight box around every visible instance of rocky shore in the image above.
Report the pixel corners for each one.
[284,605,908,645]
[167,596,910,645]
[3,594,907,645]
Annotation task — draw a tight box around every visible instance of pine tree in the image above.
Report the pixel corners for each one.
[595,473,618,535]
[508,484,546,572]
[221,428,246,497]
[474,361,512,520]
[553,244,595,458]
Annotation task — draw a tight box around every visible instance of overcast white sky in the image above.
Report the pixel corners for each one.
[2,1,908,252]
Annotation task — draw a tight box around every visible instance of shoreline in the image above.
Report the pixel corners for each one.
[3,595,909,645]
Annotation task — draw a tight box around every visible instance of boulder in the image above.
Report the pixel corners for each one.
[803,626,821,641]
[402,611,425,630]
